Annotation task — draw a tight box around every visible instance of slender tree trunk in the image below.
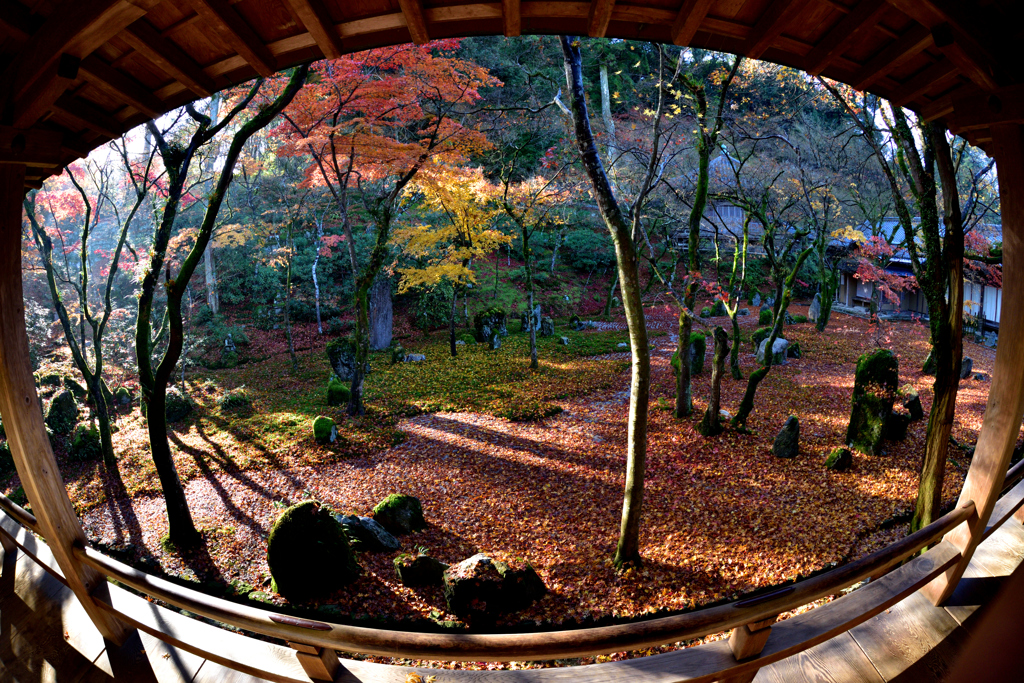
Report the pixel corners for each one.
[449,283,459,357]
[312,245,323,334]
[203,94,221,314]
[816,268,838,332]
[561,36,649,569]
[604,272,618,316]
[729,311,742,380]
[676,313,692,417]
[698,327,728,436]
[284,221,297,371]
[599,63,618,171]
[524,230,538,369]
[732,248,812,428]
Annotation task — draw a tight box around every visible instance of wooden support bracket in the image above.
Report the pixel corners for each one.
[289,641,341,681]
[717,615,777,683]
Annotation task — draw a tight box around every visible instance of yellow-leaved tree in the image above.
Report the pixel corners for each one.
[395,165,510,356]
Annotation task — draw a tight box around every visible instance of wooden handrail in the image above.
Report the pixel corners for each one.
[1002,457,1024,494]
[72,500,976,662]
[0,490,39,533]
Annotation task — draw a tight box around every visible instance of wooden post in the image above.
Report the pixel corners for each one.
[717,616,777,683]
[289,641,340,681]
[923,122,1024,606]
[0,162,130,644]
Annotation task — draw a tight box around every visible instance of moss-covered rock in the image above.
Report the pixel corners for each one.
[474,306,507,342]
[114,386,132,406]
[442,554,546,623]
[313,416,336,445]
[326,337,362,381]
[699,306,712,318]
[539,316,554,337]
[64,377,88,399]
[218,388,252,413]
[886,409,911,441]
[825,446,852,471]
[845,348,899,455]
[711,299,727,317]
[372,494,426,535]
[394,552,448,587]
[758,309,773,326]
[165,387,193,423]
[326,378,350,407]
[751,327,771,352]
[900,385,924,421]
[337,514,400,551]
[69,424,102,461]
[37,372,63,388]
[45,390,78,434]
[389,343,406,365]
[266,501,359,602]
[772,415,799,458]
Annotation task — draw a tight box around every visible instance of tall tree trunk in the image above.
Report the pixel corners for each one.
[203,94,221,314]
[599,63,619,171]
[816,267,838,332]
[561,36,650,569]
[369,275,393,350]
[729,311,742,380]
[698,327,728,436]
[524,229,538,369]
[284,221,297,371]
[312,229,323,334]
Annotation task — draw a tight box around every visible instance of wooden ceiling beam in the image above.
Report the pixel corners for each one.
[0,0,40,43]
[502,0,521,37]
[853,24,932,91]
[891,57,959,106]
[588,0,616,37]
[932,23,1001,92]
[281,0,344,60]
[186,0,277,77]
[950,85,1024,132]
[0,126,64,167]
[2,0,154,103]
[743,0,813,60]
[121,18,217,98]
[671,0,714,47]
[396,0,429,45]
[805,0,889,76]
[79,54,163,119]
[52,94,123,139]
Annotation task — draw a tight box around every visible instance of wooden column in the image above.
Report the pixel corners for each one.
[924,122,1024,606]
[0,162,130,643]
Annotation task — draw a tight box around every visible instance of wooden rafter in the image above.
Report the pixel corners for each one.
[890,57,959,106]
[853,24,932,91]
[122,18,217,98]
[588,0,616,38]
[932,23,1001,92]
[79,54,164,119]
[52,94,123,139]
[805,0,889,76]
[671,0,714,47]
[186,0,277,77]
[502,0,521,37]
[951,85,1024,132]
[281,0,344,60]
[396,0,429,45]
[0,0,39,43]
[743,0,813,60]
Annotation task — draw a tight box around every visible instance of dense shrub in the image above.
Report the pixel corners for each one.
[414,282,455,331]
[758,309,773,326]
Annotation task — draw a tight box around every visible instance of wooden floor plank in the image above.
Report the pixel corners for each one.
[753,632,884,683]
[849,591,968,682]
[138,630,207,683]
[944,521,1024,628]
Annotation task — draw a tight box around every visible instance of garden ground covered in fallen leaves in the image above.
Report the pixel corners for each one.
[4,303,1002,656]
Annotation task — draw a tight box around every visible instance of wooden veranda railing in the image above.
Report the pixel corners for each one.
[4,458,1024,682]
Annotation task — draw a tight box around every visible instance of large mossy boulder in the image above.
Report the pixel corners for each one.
[69,424,102,461]
[327,377,350,407]
[372,494,426,535]
[394,552,449,587]
[313,416,337,445]
[846,348,899,455]
[520,305,541,333]
[165,387,193,423]
[45,390,78,434]
[326,337,363,382]
[474,307,507,342]
[751,327,771,352]
[539,316,554,337]
[443,554,546,623]
[710,299,727,317]
[64,377,88,400]
[114,386,132,406]
[266,501,359,602]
